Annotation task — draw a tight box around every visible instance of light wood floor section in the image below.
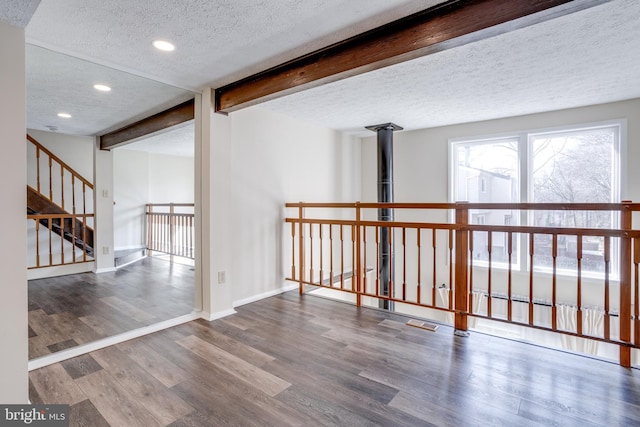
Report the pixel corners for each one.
[28,257,194,359]
[31,291,640,426]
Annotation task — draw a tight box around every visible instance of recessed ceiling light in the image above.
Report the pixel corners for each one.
[153,40,175,52]
[57,112,72,118]
[93,84,111,92]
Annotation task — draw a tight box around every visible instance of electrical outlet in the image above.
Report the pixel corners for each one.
[217,271,226,284]
[102,246,109,255]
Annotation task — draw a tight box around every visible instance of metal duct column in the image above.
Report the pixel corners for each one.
[365,123,403,310]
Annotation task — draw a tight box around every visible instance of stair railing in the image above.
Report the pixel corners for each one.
[27,134,95,269]
[27,134,94,216]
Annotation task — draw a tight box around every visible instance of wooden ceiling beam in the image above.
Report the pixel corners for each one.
[100,98,195,150]
[215,0,603,113]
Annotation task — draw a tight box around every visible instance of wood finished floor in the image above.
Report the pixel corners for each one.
[30,292,640,426]
[28,257,195,359]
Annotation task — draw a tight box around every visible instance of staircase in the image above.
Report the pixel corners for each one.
[27,134,95,268]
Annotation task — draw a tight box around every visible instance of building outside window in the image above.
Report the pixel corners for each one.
[450,121,623,276]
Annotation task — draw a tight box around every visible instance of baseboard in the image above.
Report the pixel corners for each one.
[27,262,94,280]
[233,283,299,308]
[93,267,117,274]
[28,311,201,371]
[200,308,237,321]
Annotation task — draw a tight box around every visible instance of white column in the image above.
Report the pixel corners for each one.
[0,22,28,403]
[93,137,115,272]
[196,89,235,320]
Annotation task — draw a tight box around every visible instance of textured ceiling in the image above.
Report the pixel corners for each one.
[19,0,640,157]
[26,0,438,90]
[264,0,640,135]
[119,121,194,158]
[26,45,194,136]
[0,0,40,27]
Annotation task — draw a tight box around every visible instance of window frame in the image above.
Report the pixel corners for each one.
[448,119,627,278]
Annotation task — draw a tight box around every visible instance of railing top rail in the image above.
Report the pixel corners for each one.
[28,213,95,219]
[27,134,94,189]
[285,201,640,211]
[146,203,195,207]
[284,217,640,238]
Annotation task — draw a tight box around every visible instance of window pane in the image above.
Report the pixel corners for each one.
[455,139,519,264]
[531,127,615,273]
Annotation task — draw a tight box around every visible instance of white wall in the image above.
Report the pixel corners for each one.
[148,152,194,203]
[27,129,94,181]
[113,149,148,250]
[0,21,28,403]
[113,149,194,250]
[229,107,361,302]
[361,98,640,202]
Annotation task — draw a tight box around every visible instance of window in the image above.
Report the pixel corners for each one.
[450,121,624,276]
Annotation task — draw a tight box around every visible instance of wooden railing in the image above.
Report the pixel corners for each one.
[27,135,94,216]
[286,201,640,367]
[146,203,195,261]
[27,135,95,269]
[27,213,95,268]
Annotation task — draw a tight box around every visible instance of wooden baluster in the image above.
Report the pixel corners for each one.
[36,146,41,193]
[352,224,356,292]
[449,229,454,311]
[60,166,65,211]
[488,231,493,319]
[340,225,345,289]
[363,225,368,295]
[432,229,437,307]
[507,231,513,322]
[604,236,611,340]
[72,175,76,215]
[528,233,534,325]
[329,224,334,287]
[170,204,175,263]
[389,224,394,301]
[60,216,65,264]
[290,222,296,280]
[48,218,53,267]
[552,234,558,330]
[375,227,380,297]
[469,231,474,311]
[619,201,632,367]
[319,224,324,286]
[309,223,314,283]
[634,237,640,347]
[147,205,153,256]
[402,227,406,301]
[576,236,583,336]
[35,219,40,268]
[82,213,87,262]
[72,215,76,263]
[417,228,421,305]
[454,203,469,334]
[48,156,53,201]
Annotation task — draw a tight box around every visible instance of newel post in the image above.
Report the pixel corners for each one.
[298,203,305,295]
[619,200,633,367]
[454,202,470,336]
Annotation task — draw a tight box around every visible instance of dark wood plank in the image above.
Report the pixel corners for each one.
[29,256,194,359]
[30,291,640,426]
[60,354,103,380]
[100,99,195,149]
[215,0,603,112]
[69,399,110,427]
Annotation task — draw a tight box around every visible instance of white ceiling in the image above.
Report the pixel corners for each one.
[13,0,640,156]
[265,0,640,135]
